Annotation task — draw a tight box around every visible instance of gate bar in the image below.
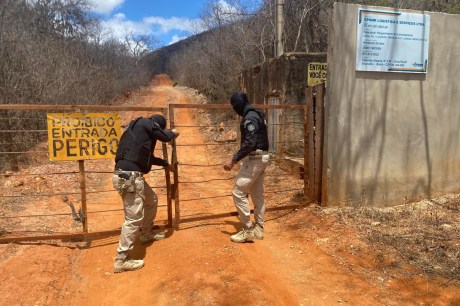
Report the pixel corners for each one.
[162,142,173,228]
[0,104,165,112]
[168,103,304,110]
[0,229,121,244]
[168,104,180,228]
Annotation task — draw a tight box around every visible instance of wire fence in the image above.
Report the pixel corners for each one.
[0,105,171,242]
[0,102,308,242]
[166,103,306,224]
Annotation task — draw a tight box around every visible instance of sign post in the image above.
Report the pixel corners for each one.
[47,113,121,232]
[78,160,88,232]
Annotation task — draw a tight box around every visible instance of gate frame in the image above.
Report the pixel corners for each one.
[0,94,326,242]
[169,103,310,229]
[0,104,170,243]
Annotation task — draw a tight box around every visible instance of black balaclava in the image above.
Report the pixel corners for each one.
[230,91,250,116]
[150,114,166,129]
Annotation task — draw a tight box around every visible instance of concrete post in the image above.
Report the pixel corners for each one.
[275,0,285,57]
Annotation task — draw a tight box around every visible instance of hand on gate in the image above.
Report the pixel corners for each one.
[223,159,235,171]
[172,129,180,139]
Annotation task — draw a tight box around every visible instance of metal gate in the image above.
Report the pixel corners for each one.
[267,96,280,153]
[167,87,325,227]
[0,85,325,242]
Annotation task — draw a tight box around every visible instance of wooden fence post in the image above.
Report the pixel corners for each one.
[305,83,325,204]
[314,84,325,204]
[303,98,309,199]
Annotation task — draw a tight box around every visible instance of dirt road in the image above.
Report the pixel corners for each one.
[1,75,459,305]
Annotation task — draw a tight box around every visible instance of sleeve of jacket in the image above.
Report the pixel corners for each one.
[232,114,259,162]
[142,119,175,167]
[139,118,175,142]
[150,156,168,167]
[150,127,176,142]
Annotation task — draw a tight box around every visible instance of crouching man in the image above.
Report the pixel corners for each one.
[112,114,179,273]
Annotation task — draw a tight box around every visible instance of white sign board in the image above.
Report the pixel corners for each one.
[356,9,430,73]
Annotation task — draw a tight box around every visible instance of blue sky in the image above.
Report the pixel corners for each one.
[90,0,210,46]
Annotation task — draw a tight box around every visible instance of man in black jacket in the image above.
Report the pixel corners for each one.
[112,114,179,273]
[224,91,270,243]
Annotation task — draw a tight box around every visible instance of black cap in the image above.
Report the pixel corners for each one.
[230,91,249,116]
[150,114,166,129]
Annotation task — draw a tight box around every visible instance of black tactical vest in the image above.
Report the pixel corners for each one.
[241,109,269,151]
[115,117,154,173]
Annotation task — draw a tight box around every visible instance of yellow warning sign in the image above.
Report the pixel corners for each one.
[307,62,328,87]
[47,113,121,161]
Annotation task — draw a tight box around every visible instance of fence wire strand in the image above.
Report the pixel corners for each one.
[179,188,301,202]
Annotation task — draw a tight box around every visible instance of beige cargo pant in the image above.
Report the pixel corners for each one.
[232,154,270,228]
[112,172,158,261]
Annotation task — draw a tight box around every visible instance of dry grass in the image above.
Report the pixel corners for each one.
[188,89,460,282]
[326,196,460,281]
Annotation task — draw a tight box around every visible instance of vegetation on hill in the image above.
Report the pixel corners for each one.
[150,0,460,103]
[2,0,459,105]
[0,0,156,171]
[0,0,155,106]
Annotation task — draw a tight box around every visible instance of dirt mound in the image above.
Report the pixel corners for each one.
[150,74,173,86]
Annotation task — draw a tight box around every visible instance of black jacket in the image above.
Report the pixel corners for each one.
[232,106,269,162]
[115,117,175,173]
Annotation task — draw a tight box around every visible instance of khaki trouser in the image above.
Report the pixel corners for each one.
[112,172,158,261]
[232,154,270,228]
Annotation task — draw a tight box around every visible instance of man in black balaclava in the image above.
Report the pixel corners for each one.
[112,114,179,273]
[224,91,270,243]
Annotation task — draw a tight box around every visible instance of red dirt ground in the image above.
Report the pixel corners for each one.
[0,74,459,306]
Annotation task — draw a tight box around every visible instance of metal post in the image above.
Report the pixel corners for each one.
[78,160,88,233]
[162,142,173,228]
[168,104,180,228]
[303,101,309,199]
[171,139,179,227]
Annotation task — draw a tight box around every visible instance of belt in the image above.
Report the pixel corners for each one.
[114,169,143,178]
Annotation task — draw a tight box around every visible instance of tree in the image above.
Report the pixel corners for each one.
[0,0,157,171]
[152,0,460,103]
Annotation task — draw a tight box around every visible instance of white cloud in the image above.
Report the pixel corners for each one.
[218,0,238,14]
[100,13,204,45]
[90,0,125,14]
[101,13,151,38]
[169,34,189,45]
[144,16,198,34]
